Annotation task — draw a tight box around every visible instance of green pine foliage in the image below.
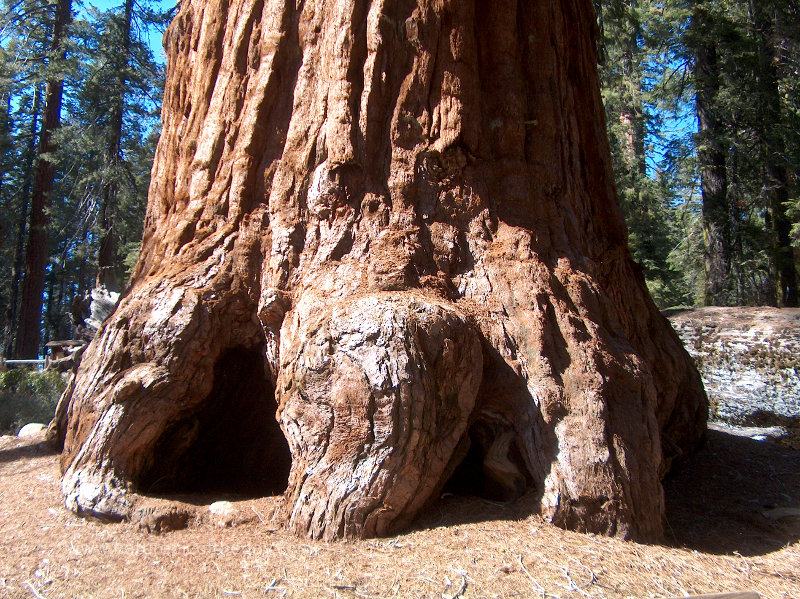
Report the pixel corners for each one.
[0,0,169,354]
[50,0,167,315]
[775,3,800,248]
[596,0,697,307]
[0,0,53,352]
[597,0,800,307]
[0,368,66,434]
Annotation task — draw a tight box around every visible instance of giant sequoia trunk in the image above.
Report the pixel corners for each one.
[55,0,707,542]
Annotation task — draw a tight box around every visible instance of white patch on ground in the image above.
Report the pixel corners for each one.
[707,421,789,441]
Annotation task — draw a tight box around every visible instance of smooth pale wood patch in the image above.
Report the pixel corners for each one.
[667,593,760,599]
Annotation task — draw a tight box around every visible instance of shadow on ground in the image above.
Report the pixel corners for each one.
[415,428,800,557]
[664,429,800,556]
[3,427,798,558]
[0,436,55,464]
[412,490,539,534]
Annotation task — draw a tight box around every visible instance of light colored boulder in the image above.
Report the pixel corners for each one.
[18,423,46,438]
[668,307,800,425]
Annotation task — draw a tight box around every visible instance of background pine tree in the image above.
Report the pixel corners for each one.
[0,0,170,355]
[596,0,800,308]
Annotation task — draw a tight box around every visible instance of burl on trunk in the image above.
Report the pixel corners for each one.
[53,0,707,541]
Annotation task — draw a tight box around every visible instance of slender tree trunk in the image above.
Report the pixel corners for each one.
[692,12,731,306]
[0,90,10,221]
[0,92,8,345]
[593,0,606,61]
[14,0,72,358]
[751,1,797,307]
[78,230,90,298]
[96,0,135,292]
[55,262,68,338]
[621,2,647,180]
[56,0,707,542]
[43,270,56,345]
[97,182,119,292]
[6,85,43,357]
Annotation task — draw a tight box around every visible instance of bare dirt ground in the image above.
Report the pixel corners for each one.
[1,429,799,599]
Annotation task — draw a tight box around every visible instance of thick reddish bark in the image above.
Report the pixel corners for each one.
[55,0,707,542]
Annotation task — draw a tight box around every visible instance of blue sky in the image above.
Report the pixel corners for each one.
[81,0,177,60]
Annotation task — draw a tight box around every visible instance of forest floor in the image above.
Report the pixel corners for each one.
[1,426,798,599]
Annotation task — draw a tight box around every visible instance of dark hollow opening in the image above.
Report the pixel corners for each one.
[143,346,291,498]
[442,424,529,503]
[442,431,487,497]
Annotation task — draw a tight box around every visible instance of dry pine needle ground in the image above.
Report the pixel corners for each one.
[1,430,798,599]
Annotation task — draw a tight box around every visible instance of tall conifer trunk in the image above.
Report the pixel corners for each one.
[691,4,731,306]
[5,85,42,356]
[14,0,72,358]
[96,0,135,292]
[55,0,707,542]
[751,1,797,307]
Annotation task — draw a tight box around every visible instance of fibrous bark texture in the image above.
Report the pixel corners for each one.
[56,0,707,541]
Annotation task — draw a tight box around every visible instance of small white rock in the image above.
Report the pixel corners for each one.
[209,500,234,515]
[209,501,236,526]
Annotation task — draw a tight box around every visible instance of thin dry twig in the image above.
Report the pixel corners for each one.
[567,555,597,588]
[517,554,557,599]
[251,506,268,524]
[669,575,688,597]
[387,582,402,599]
[531,551,595,598]
[24,581,49,599]
[441,576,466,599]
[263,578,288,597]
[733,552,752,581]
